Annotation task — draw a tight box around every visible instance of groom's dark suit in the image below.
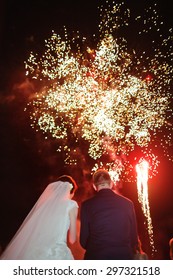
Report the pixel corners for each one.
[80,189,138,259]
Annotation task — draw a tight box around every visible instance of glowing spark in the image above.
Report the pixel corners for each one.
[136,159,155,253]
[136,160,149,214]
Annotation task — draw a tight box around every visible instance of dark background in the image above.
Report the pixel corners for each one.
[0,0,173,259]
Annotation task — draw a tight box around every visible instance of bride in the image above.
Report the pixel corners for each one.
[0,175,78,260]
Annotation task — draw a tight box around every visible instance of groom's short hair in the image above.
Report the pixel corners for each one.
[93,169,111,188]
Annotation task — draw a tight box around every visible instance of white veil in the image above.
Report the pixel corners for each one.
[0,181,75,259]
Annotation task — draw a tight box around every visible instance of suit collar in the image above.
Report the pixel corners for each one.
[97,189,113,196]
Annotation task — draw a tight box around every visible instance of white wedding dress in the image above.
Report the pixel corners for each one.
[0,181,78,260]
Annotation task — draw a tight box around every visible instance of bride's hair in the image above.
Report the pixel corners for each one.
[57,175,78,194]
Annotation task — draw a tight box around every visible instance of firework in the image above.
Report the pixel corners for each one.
[136,159,155,254]
[25,1,173,180]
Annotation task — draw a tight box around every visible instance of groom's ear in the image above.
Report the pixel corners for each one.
[93,184,97,191]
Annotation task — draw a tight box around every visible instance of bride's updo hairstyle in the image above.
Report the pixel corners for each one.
[57,175,78,194]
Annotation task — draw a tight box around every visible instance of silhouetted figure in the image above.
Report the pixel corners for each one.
[0,175,78,260]
[80,169,138,259]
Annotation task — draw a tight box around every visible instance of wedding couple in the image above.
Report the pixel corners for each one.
[0,169,138,260]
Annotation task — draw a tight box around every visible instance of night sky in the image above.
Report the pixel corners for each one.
[0,0,173,260]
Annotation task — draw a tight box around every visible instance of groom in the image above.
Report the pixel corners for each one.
[79,169,138,259]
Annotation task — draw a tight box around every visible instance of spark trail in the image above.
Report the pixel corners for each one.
[136,159,155,254]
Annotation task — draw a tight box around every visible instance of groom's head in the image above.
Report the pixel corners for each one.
[93,169,112,191]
